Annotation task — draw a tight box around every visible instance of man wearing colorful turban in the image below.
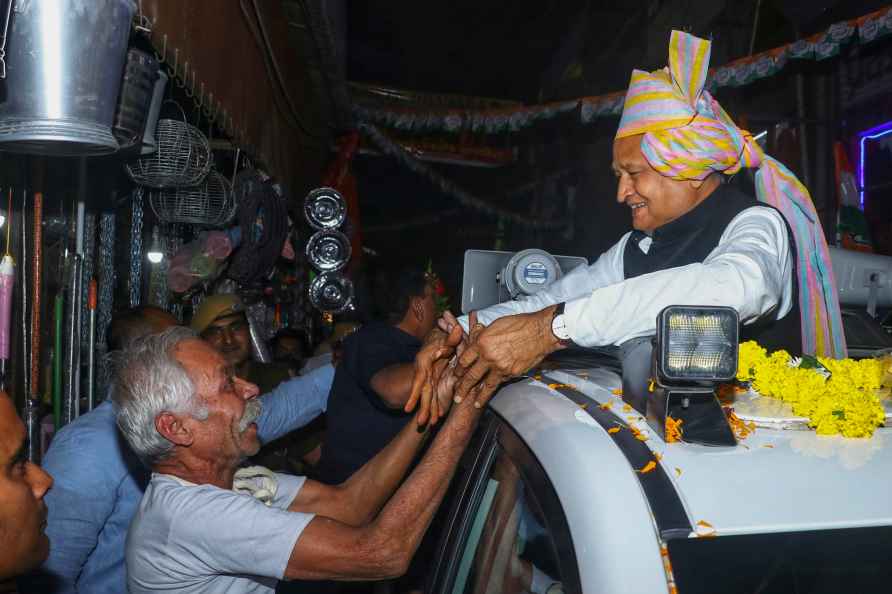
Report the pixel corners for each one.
[404,30,846,421]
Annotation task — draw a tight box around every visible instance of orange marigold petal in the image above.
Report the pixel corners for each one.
[638,460,657,473]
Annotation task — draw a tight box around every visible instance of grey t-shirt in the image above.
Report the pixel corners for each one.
[126,472,314,594]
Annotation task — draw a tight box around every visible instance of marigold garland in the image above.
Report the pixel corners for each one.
[736,341,887,438]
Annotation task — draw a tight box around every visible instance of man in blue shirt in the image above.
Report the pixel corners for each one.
[19,306,335,594]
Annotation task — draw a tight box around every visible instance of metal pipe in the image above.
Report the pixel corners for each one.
[75,159,86,255]
[53,293,62,429]
[62,255,81,426]
[23,396,40,463]
[74,261,82,419]
[86,279,96,412]
[748,0,762,56]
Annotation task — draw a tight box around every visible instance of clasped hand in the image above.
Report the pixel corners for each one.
[404,306,562,426]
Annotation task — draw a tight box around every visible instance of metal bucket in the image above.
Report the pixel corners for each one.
[0,0,136,156]
[113,49,159,153]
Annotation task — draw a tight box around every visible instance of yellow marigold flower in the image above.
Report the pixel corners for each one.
[739,341,886,438]
[737,341,767,382]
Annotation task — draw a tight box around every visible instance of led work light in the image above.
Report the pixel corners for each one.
[655,306,738,385]
[645,306,740,447]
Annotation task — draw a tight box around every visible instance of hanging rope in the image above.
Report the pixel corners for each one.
[129,191,144,308]
[80,212,96,352]
[96,212,115,397]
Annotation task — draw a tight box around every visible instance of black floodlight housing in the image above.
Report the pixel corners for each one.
[655,306,739,385]
[645,306,740,447]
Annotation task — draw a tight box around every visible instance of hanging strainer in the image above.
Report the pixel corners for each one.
[125,101,212,188]
[147,170,237,227]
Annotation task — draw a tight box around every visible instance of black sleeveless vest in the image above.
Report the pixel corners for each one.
[622,183,802,354]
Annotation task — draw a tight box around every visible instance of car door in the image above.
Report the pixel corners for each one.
[427,410,581,594]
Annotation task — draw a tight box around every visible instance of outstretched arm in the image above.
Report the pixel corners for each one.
[287,407,430,526]
[282,382,491,581]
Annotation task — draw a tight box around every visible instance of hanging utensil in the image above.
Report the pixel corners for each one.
[62,254,81,426]
[0,189,14,389]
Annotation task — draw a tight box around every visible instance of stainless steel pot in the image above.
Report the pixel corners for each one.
[0,0,136,155]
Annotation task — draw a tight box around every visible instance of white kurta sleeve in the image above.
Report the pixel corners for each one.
[564,206,792,347]
[457,233,630,332]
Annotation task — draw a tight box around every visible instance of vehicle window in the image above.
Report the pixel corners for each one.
[450,450,564,594]
[667,525,892,594]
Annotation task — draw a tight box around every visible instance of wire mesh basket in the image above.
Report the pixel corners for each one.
[147,170,237,227]
[125,102,212,188]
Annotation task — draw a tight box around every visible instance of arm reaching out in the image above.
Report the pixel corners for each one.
[282,381,492,581]
[404,322,464,425]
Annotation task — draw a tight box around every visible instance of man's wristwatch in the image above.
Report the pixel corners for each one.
[550,302,573,347]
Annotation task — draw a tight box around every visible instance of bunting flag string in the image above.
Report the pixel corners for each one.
[354,5,892,135]
[358,123,569,230]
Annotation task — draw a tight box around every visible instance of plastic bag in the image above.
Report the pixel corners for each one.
[168,230,239,293]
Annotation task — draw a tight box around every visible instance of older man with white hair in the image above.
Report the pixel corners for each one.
[114,325,476,593]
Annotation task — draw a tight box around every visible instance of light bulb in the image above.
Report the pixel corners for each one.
[147,226,164,264]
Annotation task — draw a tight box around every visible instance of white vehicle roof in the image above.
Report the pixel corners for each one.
[544,368,892,536]
[490,366,892,594]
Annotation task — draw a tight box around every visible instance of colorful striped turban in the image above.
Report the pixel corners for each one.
[616,30,845,358]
